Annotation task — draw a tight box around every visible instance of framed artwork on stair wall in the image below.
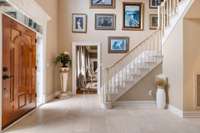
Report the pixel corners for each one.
[149,0,163,9]
[72,13,87,33]
[90,0,115,9]
[149,14,158,30]
[122,2,144,31]
[95,14,116,30]
[108,37,129,53]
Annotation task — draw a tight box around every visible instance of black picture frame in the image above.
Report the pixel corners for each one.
[149,0,163,9]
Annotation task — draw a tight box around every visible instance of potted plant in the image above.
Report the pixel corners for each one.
[55,51,71,68]
[155,74,167,109]
[55,52,72,98]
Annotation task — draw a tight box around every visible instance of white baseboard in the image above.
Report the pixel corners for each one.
[168,105,200,118]
[2,109,36,132]
[45,94,54,102]
[168,105,183,118]
[54,90,61,97]
[45,90,61,102]
[114,100,156,109]
[101,102,113,110]
[183,111,200,118]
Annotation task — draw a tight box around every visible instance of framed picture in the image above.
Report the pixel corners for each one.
[149,14,158,30]
[95,14,116,30]
[123,2,144,31]
[108,37,129,53]
[90,0,115,9]
[149,0,163,9]
[72,13,87,33]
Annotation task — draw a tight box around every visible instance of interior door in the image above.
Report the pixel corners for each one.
[2,15,36,129]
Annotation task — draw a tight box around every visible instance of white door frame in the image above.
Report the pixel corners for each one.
[0,0,50,131]
[72,42,101,96]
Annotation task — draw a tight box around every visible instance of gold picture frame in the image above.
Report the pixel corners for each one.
[108,36,129,54]
[122,2,144,31]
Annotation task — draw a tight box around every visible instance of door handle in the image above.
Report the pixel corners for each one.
[2,75,14,80]
[3,67,8,72]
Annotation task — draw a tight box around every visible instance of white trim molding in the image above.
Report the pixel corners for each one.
[7,0,51,24]
[44,90,62,103]
[183,111,200,118]
[2,109,36,132]
[114,100,156,109]
[168,105,200,118]
[168,105,183,118]
[72,42,102,96]
[194,72,200,109]
[0,13,3,132]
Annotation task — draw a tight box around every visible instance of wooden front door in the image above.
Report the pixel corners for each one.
[2,15,36,129]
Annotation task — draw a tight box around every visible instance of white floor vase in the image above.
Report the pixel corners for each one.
[156,88,166,109]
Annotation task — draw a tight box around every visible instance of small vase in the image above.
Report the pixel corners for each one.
[156,87,166,109]
[60,67,70,98]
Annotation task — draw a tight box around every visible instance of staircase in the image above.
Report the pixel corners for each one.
[100,0,193,109]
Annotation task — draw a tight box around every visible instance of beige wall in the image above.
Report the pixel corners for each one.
[162,19,184,110]
[162,0,200,111]
[185,0,200,19]
[58,0,157,90]
[119,64,162,101]
[183,0,200,111]
[35,0,59,97]
[34,0,200,108]
[183,19,200,111]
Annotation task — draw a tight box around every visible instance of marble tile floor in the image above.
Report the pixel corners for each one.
[4,94,200,133]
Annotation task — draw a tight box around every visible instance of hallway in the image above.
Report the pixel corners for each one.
[4,95,200,133]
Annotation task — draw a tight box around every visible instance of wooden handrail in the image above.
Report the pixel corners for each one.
[108,30,160,69]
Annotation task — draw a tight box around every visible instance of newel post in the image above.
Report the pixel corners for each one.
[103,67,112,109]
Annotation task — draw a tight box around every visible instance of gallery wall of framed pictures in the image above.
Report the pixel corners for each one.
[71,0,162,54]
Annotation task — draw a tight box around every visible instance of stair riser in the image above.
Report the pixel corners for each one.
[112,61,162,101]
